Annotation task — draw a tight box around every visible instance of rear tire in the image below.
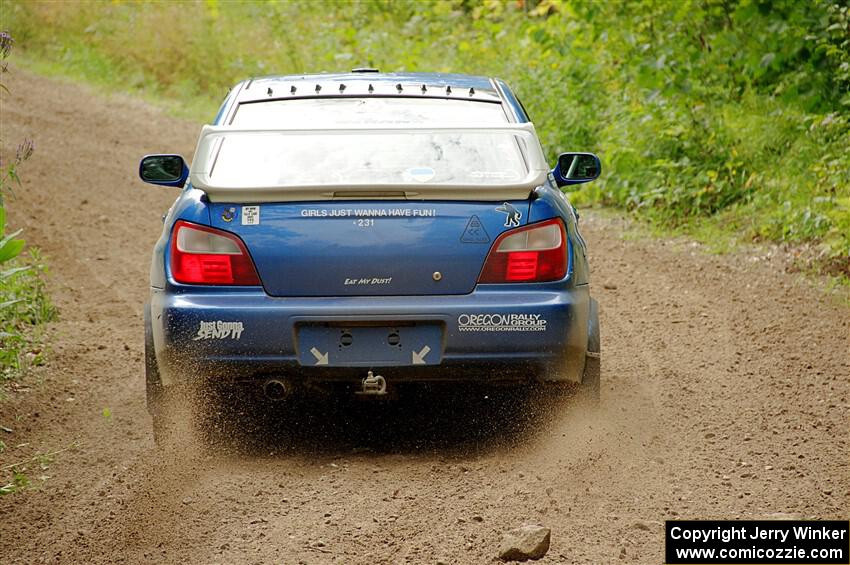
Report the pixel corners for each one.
[145,306,171,445]
[581,298,601,403]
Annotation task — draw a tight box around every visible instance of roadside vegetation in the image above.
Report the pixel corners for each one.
[0,31,55,391]
[2,0,848,277]
[1,31,57,494]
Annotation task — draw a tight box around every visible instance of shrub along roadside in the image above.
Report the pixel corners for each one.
[2,0,848,277]
[0,31,55,389]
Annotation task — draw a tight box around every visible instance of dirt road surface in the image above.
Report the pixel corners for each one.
[1,69,848,565]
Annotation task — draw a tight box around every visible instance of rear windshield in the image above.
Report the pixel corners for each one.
[231,97,509,126]
[207,130,529,188]
[200,97,538,190]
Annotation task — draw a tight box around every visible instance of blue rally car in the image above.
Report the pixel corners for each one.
[139,71,601,439]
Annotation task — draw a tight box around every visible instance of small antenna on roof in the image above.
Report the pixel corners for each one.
[396,83,403,93]
[446,86,452,95]
[339,83,346,93]
[267,87,273,97]
[421,84,427,93]
[315,84,322,93]
[368,84,374,94]
[290,85,297,94]
[469,87,475,96]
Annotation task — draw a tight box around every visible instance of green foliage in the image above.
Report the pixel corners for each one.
[0,249,55,380]
[0,469,31,495]
[0,138,35,208]
[0,207,24,263]
[0,441,77,495]
[3,0,849,273]
[0,30,55,383]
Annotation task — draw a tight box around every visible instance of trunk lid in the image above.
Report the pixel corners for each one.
[209,200,529,296]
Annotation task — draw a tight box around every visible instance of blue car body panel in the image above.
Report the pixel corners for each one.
[145,72,595,390]
[206,200,533,297]
[150,281,589,385]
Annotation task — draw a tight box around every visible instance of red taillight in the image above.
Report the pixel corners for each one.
[169,220,260,285]
[478,219,568,283]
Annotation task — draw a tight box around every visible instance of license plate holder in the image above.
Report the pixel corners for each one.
[297,324,442,367]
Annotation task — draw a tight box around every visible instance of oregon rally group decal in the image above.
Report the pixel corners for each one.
[458,313,547,332]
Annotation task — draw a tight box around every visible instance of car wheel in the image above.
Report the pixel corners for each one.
[580,298,601,403]
[145,305,175,445]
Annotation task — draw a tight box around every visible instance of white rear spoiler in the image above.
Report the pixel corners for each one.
[189,123,549,203]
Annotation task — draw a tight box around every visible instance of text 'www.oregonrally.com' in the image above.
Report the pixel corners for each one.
[665,520,849,565]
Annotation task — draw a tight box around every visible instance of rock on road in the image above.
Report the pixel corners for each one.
[1,68,848,564]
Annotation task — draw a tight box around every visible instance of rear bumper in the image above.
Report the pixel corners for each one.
[150,285,590,386]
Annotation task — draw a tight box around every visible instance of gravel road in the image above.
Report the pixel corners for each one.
[1,68,848,565]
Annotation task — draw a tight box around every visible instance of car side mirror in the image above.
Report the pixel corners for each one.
[139,154,189,187]
[552,152,601,188]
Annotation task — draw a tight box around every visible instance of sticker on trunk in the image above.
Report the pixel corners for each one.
[345,277,393,286]
[403,167,435,183]
[300,208,436,217]
[496,202,522,227]
[241,206,260,225]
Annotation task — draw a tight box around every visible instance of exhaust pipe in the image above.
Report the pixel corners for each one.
[263,379,292,401]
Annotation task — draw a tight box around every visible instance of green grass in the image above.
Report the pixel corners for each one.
[0,248,56,386]
[2,0,848,277]
[1,26,56,388]
[11,47,217,122]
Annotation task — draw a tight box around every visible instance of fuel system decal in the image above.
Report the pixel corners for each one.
[460,215,490,243]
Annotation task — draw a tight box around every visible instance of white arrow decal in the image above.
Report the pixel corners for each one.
[412,345,431,365]
[310,347,329,366]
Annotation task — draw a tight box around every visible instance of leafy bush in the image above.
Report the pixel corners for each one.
[3,0,848,273]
